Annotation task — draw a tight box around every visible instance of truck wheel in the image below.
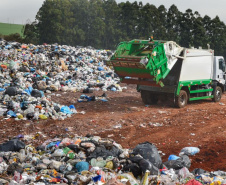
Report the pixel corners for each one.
[212,86,222,102]
[141,90,150,105]
[151,95,158,104]
[175,90,188,108]
[141,90,158,105]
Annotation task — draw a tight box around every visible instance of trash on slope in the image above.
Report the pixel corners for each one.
[0,134,225,184]
[0,40,121,120]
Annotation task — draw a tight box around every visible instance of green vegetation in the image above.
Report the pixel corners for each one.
[16,0,226,58]
[0,22,24,36]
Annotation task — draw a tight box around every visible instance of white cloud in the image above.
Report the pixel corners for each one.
[0,0,44,24]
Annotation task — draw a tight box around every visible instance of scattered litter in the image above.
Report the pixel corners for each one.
[0,135,224,184]
[113,124,122,129]
[149,122,163,127]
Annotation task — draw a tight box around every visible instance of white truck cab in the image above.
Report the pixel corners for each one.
[213,56,226,91]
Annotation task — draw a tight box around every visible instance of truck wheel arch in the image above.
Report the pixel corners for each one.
[212,86,222,102]
[176,86,190,99]
[175,86,190,108]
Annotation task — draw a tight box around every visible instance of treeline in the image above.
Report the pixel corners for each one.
[0,33,24,43]
[23,0,226,57]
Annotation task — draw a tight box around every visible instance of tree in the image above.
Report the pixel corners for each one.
[156,5,167,40]
[192,11,206,48]
[102,0,121,49]
[136,3,156,39]
[85,0,106,48]
[25,0,226,57]
[23,21,39,44]
[208,16,226,57]
[166,5,181,42]
[179,9,195,47]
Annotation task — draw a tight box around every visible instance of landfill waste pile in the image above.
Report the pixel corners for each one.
[0,135,225,185]
[0,40,121,120]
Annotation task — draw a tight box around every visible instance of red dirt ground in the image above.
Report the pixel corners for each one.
[0,84,225,172]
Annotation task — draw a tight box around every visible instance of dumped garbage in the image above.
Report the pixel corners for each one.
[0,135,225,185]
[0,138,25,152]
[0,40,120,120]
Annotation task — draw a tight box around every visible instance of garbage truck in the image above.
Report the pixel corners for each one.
[107,39,226,108]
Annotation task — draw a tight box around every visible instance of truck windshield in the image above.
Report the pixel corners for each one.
[219,59,225,72]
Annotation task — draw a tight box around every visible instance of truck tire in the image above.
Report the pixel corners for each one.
[141,90,158,105]
[175,90,188,108]
[212,86,222,102]
[151,94,158,104]
[141,90,151,104]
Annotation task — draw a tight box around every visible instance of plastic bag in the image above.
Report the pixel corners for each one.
[178,167,193,180]
[0,88,5,92]
[39,114,48,119]
[7,110,17,118]
[132,142,162,169]
[75,161,89,173]
[90,158,106,168]
[60,106,72,114]
[7,163,23,175]
[139,159,159,175]
[192,168,207,175]
[52,149,65,157]
[185,179,203,185]
[127,156,159,176]
[179,147,200,156]
[31,89,42,98]
[105,178,124,185]
[5,86,17,96]
[168,154,180,161]
[117,173,139,185]
[0,139,25,152]
[164,155,191,170]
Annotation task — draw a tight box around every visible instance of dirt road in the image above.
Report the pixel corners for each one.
[0,84,225,171]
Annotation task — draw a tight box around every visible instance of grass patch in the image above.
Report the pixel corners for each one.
[0,22,24,37]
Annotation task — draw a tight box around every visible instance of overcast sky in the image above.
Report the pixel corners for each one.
[0,0,225,24]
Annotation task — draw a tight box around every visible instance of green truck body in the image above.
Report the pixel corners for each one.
[107,39,226,108]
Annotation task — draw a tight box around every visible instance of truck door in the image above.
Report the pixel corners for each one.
[218,58,226,84]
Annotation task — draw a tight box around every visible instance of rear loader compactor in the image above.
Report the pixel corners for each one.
[107,39,226,108]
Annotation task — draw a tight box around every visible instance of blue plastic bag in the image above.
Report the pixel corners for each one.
[47,141,60,149]
[92,175,101,182]
[66,79,72,84]
[0,88,5,92]
[28,86,33,93]
[60,106,72,114]
[7,110,17,118]
[30,68,35,72]
[100,98,108,102]
[168,154,180,161]
[23,72,30,77]
[111,87,117,91]
[40,91,45,97]
[75,161,89,173]
[24,89,31,95]
[69,105,76,109]
[97,66,104,71]
[4,83,10,87]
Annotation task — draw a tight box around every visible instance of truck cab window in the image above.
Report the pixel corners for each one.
[219,59,225,72]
